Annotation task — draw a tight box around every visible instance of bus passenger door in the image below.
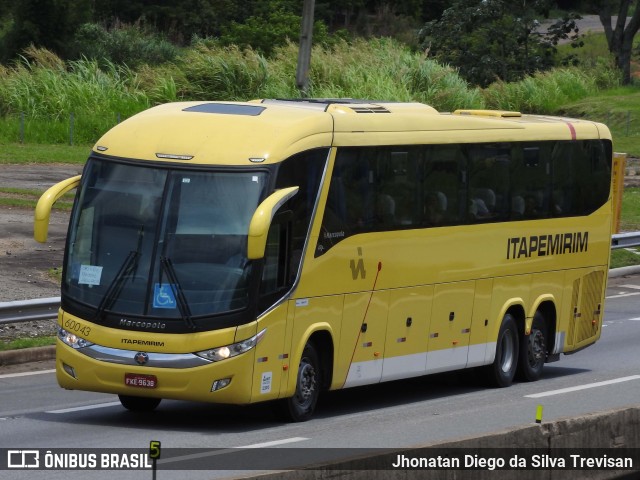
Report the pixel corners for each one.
[381,286,433,382]
[340,291,389,388]
[426,281,475,374]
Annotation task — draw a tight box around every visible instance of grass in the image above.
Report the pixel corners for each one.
[559,87,640,157]
[48,267,63,282]
[0,336,56,351]
[0,187,75,210]
[0,142,90,164]
[620,187,640,231]
[610,247,640,269]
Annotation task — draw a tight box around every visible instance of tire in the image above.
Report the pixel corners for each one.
[277,342,321,422]
[118,395,161,412]
[485,313,519,388]
[516,311,548,382]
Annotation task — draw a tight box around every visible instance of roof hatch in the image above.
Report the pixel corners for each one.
[183,103,265,116]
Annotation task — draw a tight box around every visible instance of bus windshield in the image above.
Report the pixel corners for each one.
[63,157,268,323]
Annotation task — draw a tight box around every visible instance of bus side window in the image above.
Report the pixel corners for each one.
[551,141,576,216]
[274,147,327,270]
[259,211,292,312]
[467,144,510,223]
[424,146,465,225]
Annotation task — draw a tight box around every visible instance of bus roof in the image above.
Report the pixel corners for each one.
[93,99,611,166]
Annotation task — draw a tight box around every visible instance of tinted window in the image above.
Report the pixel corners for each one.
[317,140,611,255]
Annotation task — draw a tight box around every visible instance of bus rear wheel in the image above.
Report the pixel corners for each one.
[517,311,548,382]
[277,342,320,422]
[118,395,161,412]
[485,313,519,388]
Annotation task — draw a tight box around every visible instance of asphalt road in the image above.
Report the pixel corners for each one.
[0,275,639,480]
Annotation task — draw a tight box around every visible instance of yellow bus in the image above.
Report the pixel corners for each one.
[35,99,613,421]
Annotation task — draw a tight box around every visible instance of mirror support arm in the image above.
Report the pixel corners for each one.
[34,175,81,243]
[247,186,299,260]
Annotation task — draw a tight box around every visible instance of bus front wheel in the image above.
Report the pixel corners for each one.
[486,314,519,388]
[118,395,161,412]
[277,342,321,422]
[517,311,548,382]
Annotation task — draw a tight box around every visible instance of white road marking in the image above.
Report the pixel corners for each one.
[606,292,640,299]
[525,375,640,399]
[0,369,56,379]
[47,402,121,414]
[157,437,310,465]
[629,317,640,321]
[621,284,640,290]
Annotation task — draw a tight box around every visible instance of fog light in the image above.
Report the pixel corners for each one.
[211,378,231,392]
[62,363,77,379]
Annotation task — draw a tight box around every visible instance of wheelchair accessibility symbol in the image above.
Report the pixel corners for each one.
[153,283,177,309]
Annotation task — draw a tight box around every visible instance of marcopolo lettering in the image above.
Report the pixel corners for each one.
[507,232,588,260]
[119,318,166,330]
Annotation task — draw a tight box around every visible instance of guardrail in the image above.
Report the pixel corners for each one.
[611,231,640,249]
[0,297,60,326]
[1,233,640,326]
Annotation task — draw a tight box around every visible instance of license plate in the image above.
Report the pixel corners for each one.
[124,373,157,389]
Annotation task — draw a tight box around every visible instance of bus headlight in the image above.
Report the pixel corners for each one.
[58,327,95,349]
[195,329,266,362]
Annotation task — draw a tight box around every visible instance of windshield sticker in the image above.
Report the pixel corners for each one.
[153,283,177,309]
[78,265,103,285]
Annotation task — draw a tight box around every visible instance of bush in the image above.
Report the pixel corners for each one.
[70,22,179,69]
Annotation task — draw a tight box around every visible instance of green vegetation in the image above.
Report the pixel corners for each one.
[0,37,625,146]
[0,336,56,351]
[610,248,640,269]
[620,187,640,232]
[48,267,63,282]
[560,88,640,157]
[0,187,74,210]
[0,143,89,164]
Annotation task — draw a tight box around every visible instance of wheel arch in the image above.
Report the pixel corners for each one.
[533,299,557,356]
[495,300,526,340]
[506,304,526,344]
[287,324,335,396]
[307,330,334,390]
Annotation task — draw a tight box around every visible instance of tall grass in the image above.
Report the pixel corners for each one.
[483,61,621,114]
[0,46,149,118]
[0,40,624,145]
[177,43,269,100]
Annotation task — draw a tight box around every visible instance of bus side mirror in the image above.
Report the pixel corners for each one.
[34,175,81,243]
[247,186,299,260]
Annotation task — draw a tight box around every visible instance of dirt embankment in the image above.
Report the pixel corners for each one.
[0,164,80,303]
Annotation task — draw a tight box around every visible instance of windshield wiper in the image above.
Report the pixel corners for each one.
[94,226,144,322]
[94,250,139,321]
[160,256,196,330]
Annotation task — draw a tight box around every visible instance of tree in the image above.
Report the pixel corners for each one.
[419,0,580,87]
[596,0,640,84]
[1,0,93,61]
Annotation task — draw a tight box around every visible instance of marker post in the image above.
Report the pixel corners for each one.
[149,441,161,480]
[535,405,544,424]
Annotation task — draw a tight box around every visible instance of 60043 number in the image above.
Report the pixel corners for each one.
[64,319,91,337]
